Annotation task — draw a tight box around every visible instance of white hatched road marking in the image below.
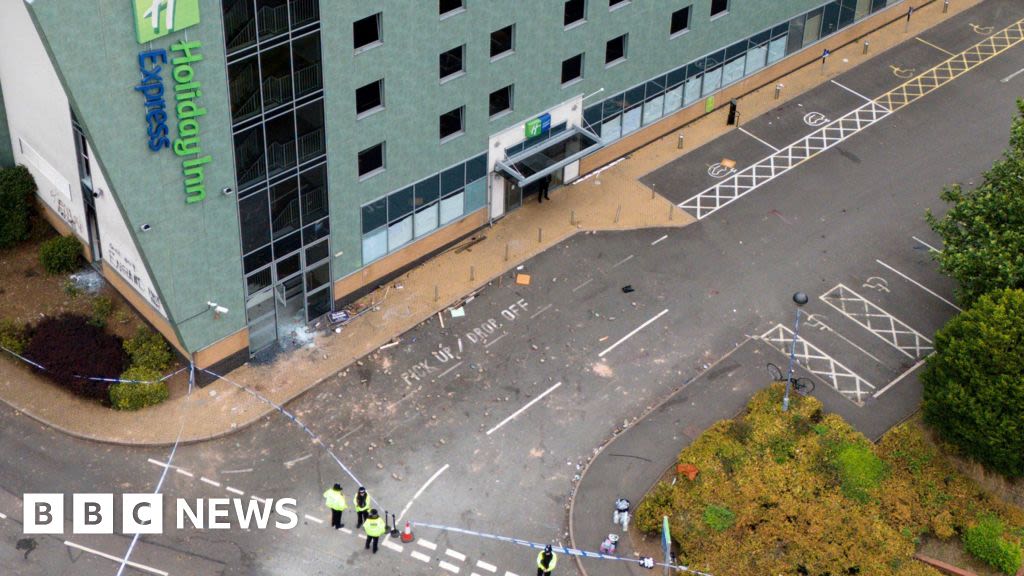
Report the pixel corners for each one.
[477,559,498,572]
[440,560,462,573]
[738,126,780,152]
[761,324,875,404]
[874,358,929,398]
[64,541,168,576]
[446,548,467,561]
[876,259,961,312]
[681,19,1024,220]
[418,538,438,551]
[411,550,432,563]
[820,284,933,359]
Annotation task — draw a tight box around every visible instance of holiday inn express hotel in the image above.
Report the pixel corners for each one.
[0,0,907,371]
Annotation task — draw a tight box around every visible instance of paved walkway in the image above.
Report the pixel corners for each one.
[0,0,975,445]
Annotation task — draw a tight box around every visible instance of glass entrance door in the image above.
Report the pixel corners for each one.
[504,181,522,212]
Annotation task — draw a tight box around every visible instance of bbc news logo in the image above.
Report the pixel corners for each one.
[23,494,298,535]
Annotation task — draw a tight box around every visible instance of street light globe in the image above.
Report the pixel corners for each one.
[793,291,809,306]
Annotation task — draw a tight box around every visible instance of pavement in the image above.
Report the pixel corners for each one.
[2,0,1023,574]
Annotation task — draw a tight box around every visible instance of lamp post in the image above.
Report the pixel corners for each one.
[782,291,809,412]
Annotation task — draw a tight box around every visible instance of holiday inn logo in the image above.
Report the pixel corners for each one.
[133,0,201,44]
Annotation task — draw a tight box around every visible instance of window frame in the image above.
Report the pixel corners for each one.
[353,12,383,53]
[439,44,466,83]
[609,0,630,11]
[710,0,729,19]
[439,106,465,142]
[355,78,385,118]
[489,85,514,119]
[670,6,691,38]
[564,0,587,29]
[561,53,585,86]
[439,0,466,19]
[605,33,628,67]
[357,142,385,180]
[490,24,516,61]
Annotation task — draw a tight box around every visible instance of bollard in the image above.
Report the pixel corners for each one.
[943,0,949,13]
[669,204,674,221]
[434,285,439,302]
[538,227,542,243]
[504,242,510,262]
[676,133,684,149]
[652,187,656,200]
[614,205,621,223]
[470,266,475,282]
[571,210,576,226]
[774,83,783,100]
[863,40,870,55]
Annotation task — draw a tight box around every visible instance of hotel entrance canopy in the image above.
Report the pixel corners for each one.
[495,125,603,187]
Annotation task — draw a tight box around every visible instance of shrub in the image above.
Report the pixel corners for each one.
[727,419,752,444]
[62,279,81,298]
[702,504,735,532]
[835,442,887,503]
[22,315,125,400]
[123,326,172,372]
[0,165,37,249]
[635,481,675,534]
[963,514,1023,575]
[0,319,29,355]
[89,296,114,328]
[109,366,169,411]
[922,288,1024,477]
[39,235,82,274]
[931,510,955,540]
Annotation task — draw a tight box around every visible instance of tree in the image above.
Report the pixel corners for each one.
[921,288,1024,478]
[927,99,1024,306]
[0,165,37,249]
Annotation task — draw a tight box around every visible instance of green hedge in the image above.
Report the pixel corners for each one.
[123,326,172,372]
[39,235,82,274]
[109,366,169,411]
[0,165,37,249]
[963,514,1023,575]
[0,319,29,355]
[702,504,736,532]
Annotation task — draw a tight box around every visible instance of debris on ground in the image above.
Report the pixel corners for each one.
[621,285,635,293]
[69,269,104,294]
[516,273,531,286]
[450,306,465,318]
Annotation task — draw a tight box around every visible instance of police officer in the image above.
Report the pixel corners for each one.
[354,486,371,529]
[537,544,557,576]
[322,483,347,529]
[362,509,386,554]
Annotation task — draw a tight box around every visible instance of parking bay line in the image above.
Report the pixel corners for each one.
[738,127,780,152]
[911,235,942,253]
[916,36,955,56]
[1002,67,1024,83]
[437,361,463,379]
[64,541,168,576]
[873,358,928,398]
[486,382,563,436]
[572,278,594,293]
[875,259,961,312]
[483,333,507,349]
[650,234,668,246]
[829,79,874,104]
[529,303,553,319]
[598,309,669,358]
[397,464,450,521]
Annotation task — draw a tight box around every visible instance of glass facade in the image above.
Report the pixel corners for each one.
[223,0,331,353]
[584,0,893,142]
[360,154,488,265]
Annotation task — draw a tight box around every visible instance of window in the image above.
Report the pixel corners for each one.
[609,0,629,9]
[358,142,385,178]
[439,106,464,141]
[439,45,465,81]
[489,85,514,118]
[355,79,384,116]
[670,6,691,36]
[561,53,584,85]
[710,0,728,17]
[439,0,464,17]
[353,12,382,51]
[605,34,627,66]
[564,0,586,27]
[490,24,515,59]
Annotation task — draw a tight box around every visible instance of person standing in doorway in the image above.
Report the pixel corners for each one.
[354,486,371,529]
[323,483,347,529]
[536,544,558,575]
[537,174,552,203]
[362,509,386,554]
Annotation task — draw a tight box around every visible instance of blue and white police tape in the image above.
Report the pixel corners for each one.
[0,343,188,384]
[409,521,714,575]
[201,368,385,510]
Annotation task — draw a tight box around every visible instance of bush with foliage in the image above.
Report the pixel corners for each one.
[926,99,1024,306]
[22,315,125,400]
[39,235,82,274]
[634,386,1024,576]
[921,288,1024,478]
[109,366,168,411]
[0,165,37,249]
[963,514,1023,575]
[89,296,114,328]
[123,326,173,372]
[0,319,29,355]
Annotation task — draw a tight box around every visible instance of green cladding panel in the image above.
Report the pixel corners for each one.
[26,0,243,354]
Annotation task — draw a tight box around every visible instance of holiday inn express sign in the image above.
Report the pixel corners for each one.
[132,0,212,204]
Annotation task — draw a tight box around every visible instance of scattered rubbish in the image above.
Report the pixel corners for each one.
[394,283,404,290]
[450,306,466,318]
[328,310,350,324]
[599,336,609,342]
[438,311,445,329]
[720,158,736,169]
[69,269,104,294]
[622,285,634,293]
[516,273,531,286]
[379,339,401,351]
[516,265,525,270]
[334,327,342,334]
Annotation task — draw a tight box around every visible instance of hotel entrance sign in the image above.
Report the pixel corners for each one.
[133,0,201,44]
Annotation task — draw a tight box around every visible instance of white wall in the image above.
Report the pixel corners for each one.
[0,0,165,318]
[486,95,584,220]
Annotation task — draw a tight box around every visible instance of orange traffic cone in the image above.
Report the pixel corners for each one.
[400,521,414,543]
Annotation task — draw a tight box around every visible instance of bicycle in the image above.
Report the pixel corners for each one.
[766,362,815,396]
